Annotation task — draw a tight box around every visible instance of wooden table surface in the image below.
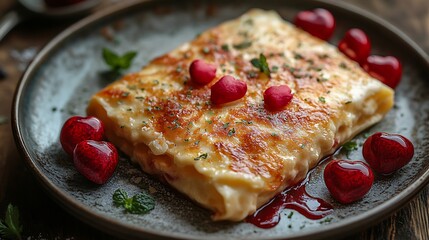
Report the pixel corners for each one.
[0,0,428,239]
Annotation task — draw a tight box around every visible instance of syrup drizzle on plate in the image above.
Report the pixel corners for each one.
[246,163,333,228]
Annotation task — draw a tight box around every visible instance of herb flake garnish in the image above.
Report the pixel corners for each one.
[0,204,23,240]
[271,65,279,73]
[221,44,229,52]
[319,217,333,224]
[102,48,137,72]
[113,189,155,214]
[233,41,252,50]
[341,141,358,158]
[251,53,270,77]
[194,153,208,161]
[228,128,236,136]
[319,96,326,103]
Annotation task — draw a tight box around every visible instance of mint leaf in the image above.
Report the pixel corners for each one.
[251,53,271,77]
[0,204,22,240]
[113,189,155,215]
[128,193,155,214]
[117,52,137,69]
[113,189,128,206]
[250,58,261,69]
[102,48,137,72]
[341,141,358,158]
[102,48,119,67]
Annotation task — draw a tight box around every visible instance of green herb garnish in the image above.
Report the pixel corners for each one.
[233,41,252,50]
[294,53,304,60]
[194,153,208,161]
[317,77,328,83]
[318,96,326,103]
[341,141,358,158]
[339,62,348,69]
[102,48,137,72]
[228,128,236,136]
[0,204,23,240]
[251,53,270,77]
[271,65,279,73]
[221,44,229,52]
[319,217,333,224]
[113,189,155,214]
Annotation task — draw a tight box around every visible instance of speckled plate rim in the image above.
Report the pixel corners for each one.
[11,0,429,239]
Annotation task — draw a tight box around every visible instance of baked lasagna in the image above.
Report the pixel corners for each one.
[87,9,394,221]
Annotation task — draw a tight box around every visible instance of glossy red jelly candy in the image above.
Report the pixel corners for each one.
[338,28,371,64]
[324,160,374,204]
[363,132,414,175]
[263,85,293,111]
[210,75,247,105]
[189,59,217,85]
[294,8,336,41]
[60,116,105,156]
[362,55,402,89]
[73,140,118,185]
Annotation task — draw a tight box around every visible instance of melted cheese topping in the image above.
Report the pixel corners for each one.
[87,9,394,221]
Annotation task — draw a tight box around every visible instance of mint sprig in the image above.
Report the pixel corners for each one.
[102,48,137,72]
[341,141,358,158]
[113,189,155,214]
[0,204,23,240]
[251,53,271,77]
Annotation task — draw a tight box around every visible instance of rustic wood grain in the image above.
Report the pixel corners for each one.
[0,0,428,239]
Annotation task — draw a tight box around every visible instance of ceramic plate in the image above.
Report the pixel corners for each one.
[12,0,429,239]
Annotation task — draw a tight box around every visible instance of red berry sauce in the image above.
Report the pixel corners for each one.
[246,174,333,228]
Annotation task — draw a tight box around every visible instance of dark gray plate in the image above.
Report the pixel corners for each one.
[12,0,429,239]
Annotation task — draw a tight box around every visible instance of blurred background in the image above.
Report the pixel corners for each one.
[0,0,428,239]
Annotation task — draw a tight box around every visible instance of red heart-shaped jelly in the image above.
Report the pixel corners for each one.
[189,59,217,85]
[211,75,247,105]
[294,8,336,41]
[60,116,105,156]
[363,132,414,175]
[362,55,402,89]
[73,140,118,185]
[263,85,293,111]
[324,160,374,204]
[338,28,371,64]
